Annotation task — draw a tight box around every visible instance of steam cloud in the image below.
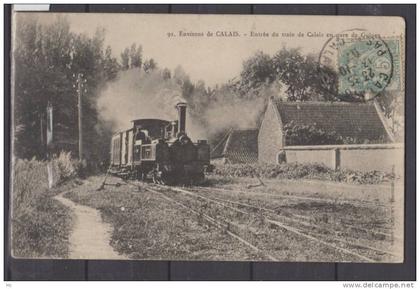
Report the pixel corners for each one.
[203,97,265,136]
[98,69,179,127]
[98,69,203,138]
[98,68,265,142]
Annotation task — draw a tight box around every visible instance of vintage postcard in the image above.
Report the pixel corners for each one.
[10,12,405,262]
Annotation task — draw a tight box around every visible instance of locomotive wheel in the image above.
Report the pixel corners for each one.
[151,169,177,186]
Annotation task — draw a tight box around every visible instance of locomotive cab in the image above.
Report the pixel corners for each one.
[134,129,150,144]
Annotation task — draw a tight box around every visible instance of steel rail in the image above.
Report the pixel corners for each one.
[200,186,391,209]
[163,185,397,262]
[144,186,279,262]
[192,187,393,236]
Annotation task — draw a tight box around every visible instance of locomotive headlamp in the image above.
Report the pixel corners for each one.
[179,134,190,145]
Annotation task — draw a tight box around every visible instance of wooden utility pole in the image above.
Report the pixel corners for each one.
[77,73,83,160]
[46,102,53,188]
[40,113,44,149]
[47,102,53,147]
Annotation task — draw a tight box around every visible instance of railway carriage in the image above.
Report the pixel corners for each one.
[110,102,212,185]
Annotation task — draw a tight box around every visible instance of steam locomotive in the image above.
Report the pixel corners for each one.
[110,102,212,185]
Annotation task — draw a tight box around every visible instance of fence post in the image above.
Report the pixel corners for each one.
[390,165,395,203]
[390,165,396,245]
[77,73,84,161]
[332,148,340,169]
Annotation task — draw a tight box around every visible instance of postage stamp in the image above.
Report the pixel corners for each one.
[319,29,402,100]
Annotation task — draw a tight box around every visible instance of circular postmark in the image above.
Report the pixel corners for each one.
[319,29,394,101]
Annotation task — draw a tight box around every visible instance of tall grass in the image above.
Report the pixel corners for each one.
[11,152,78,258]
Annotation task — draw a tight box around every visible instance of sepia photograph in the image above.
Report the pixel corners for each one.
[9,12,405,263]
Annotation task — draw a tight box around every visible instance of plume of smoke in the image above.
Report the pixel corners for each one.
[97,68,206,140]
[99,68,177,128]
[98,68,271,144]
[203,97,265,137]
[200,81,281,139]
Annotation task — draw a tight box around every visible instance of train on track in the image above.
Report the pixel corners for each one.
[110,102,213,185]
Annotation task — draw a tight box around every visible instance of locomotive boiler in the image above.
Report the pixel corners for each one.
[110,102,212,185]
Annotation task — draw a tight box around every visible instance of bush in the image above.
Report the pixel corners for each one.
[211,162,395,185]
[52,151,84,184]
[283,121,386,145]
[12,158,49,210]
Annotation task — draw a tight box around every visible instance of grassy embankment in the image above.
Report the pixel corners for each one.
[11,152,79,258]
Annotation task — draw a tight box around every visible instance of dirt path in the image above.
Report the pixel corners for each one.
[54,193,128,259]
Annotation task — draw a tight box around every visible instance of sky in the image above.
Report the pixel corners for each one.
[19,13,405,87]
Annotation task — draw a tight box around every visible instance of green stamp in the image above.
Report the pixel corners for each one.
[337,37,400,98]
[319,29,401,100]
[383,39,401,91]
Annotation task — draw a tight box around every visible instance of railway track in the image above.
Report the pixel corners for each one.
[137,182,397,262]
[143,185,279,261]
[173,186,397,261]
[120,180,279,260]
[190,186,395,238]
[198,186,392,209]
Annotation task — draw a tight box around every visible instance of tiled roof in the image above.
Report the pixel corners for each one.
[210,129,231,159]
[274,101,392,143]
[211,129,259,163]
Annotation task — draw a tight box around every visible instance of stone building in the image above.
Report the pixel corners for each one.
[258,99,395,164]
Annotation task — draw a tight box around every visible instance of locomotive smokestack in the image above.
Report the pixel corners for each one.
[176,102,187,135]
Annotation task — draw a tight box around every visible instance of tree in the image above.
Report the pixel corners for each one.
[173,65,189,85]
[129,43,142,68]
[143,58,157,73]
[161,68,171,80]
[272,48,323,101]
[240,51,275,90]
[13,16,119,164]
[120,47,130,70]
[14,16,75,158]
[103,46,120,81]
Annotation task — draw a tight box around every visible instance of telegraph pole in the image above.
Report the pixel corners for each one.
[40,112,44,150]
[47,102,53,147]
[77,73,84,161]
[46,101,53,188]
